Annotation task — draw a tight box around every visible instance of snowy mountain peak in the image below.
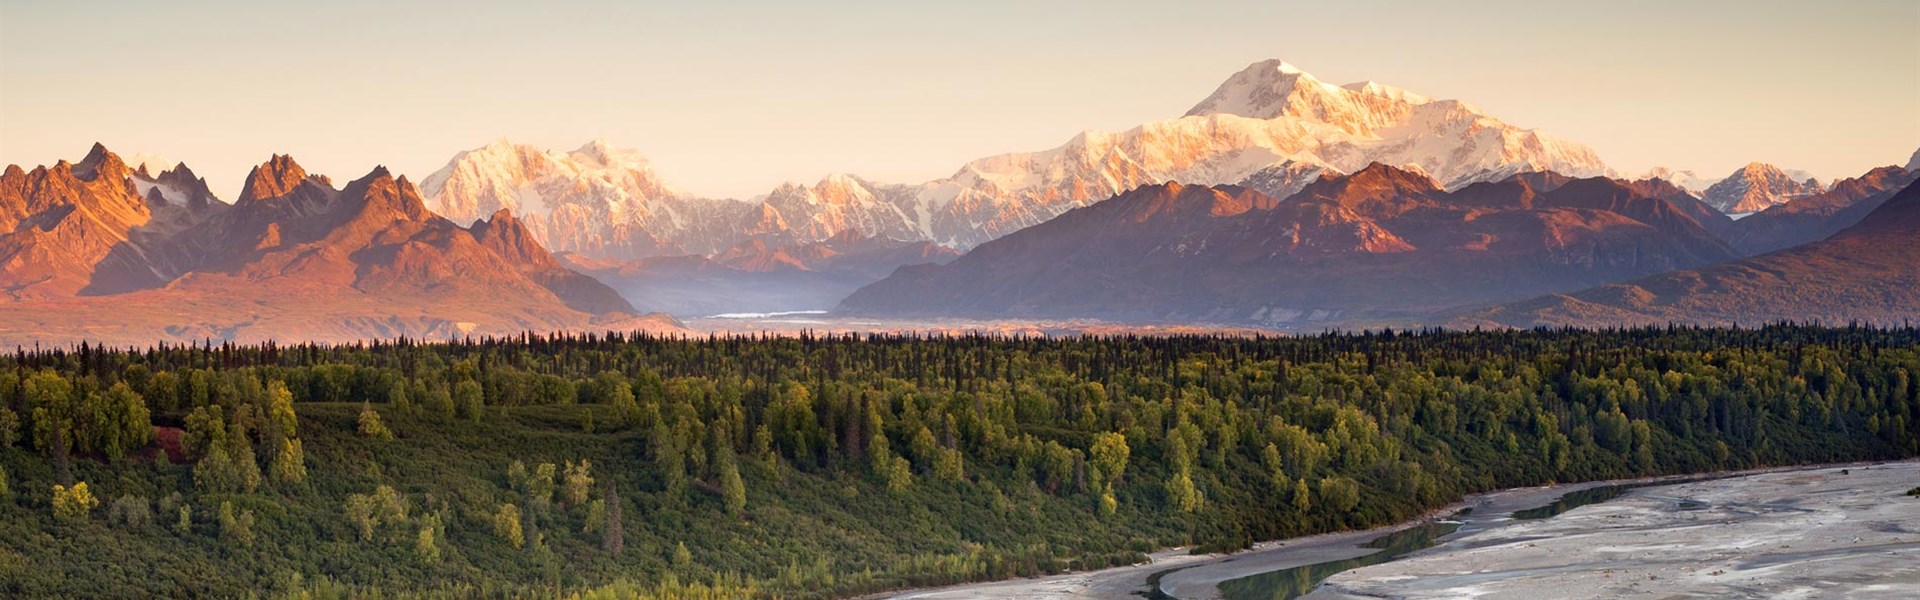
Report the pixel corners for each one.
[1701,162,1827,213]
[1906,148,1919,173]
[574,138,617,158]
[1185,59,1348,120]
[421,139,748,257]
[1267,59,1305,75]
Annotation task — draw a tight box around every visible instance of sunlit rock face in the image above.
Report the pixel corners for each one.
[1700,162,1826,214]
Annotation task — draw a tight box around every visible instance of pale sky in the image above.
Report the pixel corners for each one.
[3,0,1916,200]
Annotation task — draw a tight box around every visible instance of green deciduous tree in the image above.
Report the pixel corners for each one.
[96,382,152,462]
[454,381,485,421]
[720,457,747,517]
[218,501,256,547]
[0,407,18,449]
[26,372,79,484]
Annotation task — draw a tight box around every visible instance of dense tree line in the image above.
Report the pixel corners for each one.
[0,325,1915,598]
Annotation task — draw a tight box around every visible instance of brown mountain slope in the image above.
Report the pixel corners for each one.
[0,146,668,346]
[1459,180,1920,327]
[469,208,637,314]
[839,166,1740,326]
[0,144,154,298]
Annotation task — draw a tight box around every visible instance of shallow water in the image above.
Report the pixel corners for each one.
[1213,518,1464,600]
[1511,484,1632,520]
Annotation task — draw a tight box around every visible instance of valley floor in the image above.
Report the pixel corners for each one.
[865,460,1920,600]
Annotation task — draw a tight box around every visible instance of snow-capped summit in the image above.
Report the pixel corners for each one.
[1905,147,1919,173]
[1185,58,1411,129]
[420,139,684,223]
[421,139,738,257]
[895,58,1610,246]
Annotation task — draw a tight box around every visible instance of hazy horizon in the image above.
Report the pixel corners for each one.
[4,0,1916,200]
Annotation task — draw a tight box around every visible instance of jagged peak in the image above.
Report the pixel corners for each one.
[239,154,312,203]
[73,142,130,182]
[339,164,430,221]
[80,142,112,164]
[158,162,198,181]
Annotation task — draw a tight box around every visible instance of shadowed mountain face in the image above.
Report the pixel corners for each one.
[1461,180,1920,327]
[0,145,670,346]
[839,165,1740,326]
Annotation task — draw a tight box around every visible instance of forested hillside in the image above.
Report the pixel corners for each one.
[0,327,1916,598]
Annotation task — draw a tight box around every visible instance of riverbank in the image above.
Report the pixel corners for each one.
[1310,460,1920,599]
[861,468,1756,600]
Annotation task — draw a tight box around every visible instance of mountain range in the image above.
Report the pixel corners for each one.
[6,57,1913,344]
[840,156,1915,328]
[0,145,678,346]
[1463,176,1920,327]
[421,60,1611,260]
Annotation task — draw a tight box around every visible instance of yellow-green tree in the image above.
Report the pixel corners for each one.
[563,460,595,506]
[270,437,307,485]
[358,402,394,440]
[492,503,524,548]
[52,481,99,522]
